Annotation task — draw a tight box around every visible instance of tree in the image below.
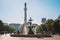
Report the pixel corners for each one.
[54,20,60,33]
[41,24,47,33]
[0,20,14,34]
[45,19,54,33]
[36,25,43,33]
[4,25,15,33]
[0,20,4,34]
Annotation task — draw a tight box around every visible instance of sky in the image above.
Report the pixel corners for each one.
[0,0,60,24]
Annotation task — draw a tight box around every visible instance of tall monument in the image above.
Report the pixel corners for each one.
[24,2,27,24]
[23,2,28,34]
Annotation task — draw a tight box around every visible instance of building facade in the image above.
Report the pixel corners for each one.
[41,18,46,23]
[9,23,21,32]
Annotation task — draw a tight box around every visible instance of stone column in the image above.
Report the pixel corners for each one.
[23,2,28,35]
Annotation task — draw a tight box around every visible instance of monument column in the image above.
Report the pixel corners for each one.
[24,2,27,24]
[23,2,28,34]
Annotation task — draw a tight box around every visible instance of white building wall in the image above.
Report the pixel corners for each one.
[9,23,21,32]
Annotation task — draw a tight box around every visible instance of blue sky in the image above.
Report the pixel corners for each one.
[0,0,60,24]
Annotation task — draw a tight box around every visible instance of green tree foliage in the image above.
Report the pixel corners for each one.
[0,20,4,34]
[4,25,15,33]
[54,20,60,33]
[36,25,42,33]
[0,20,14,34]
[36,16,60,34]
[45,19,54,33]
[41,24,47,32]
[36,19,54,34]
